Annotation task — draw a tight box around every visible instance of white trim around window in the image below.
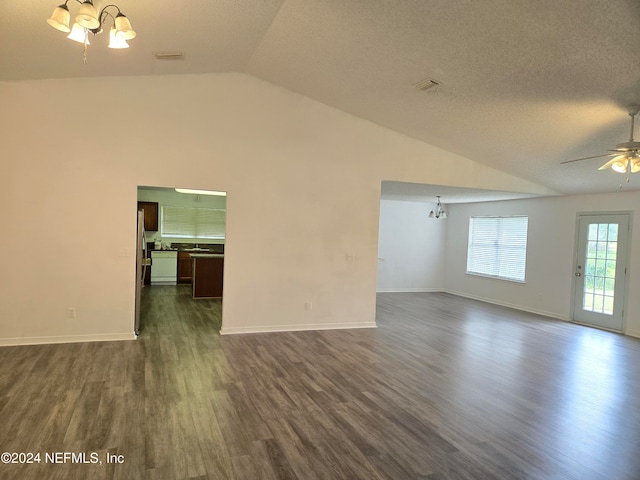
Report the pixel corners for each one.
[466,215,529,283]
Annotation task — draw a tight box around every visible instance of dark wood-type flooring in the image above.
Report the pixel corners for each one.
[1,287,640,479]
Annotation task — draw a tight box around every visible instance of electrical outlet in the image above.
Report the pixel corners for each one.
[67,307,76,319]
[305,302,313,310]
[346,253,354,261]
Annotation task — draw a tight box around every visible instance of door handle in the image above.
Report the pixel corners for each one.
[575,272,582,277]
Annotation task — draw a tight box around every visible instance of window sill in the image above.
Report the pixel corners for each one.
[465,271,526,284]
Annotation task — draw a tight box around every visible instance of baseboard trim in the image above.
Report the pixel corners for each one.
[625,329,640,339]
[444,290,568,322]
[377,288,444,293]
[0,333,136,347]
[221,322,377,336]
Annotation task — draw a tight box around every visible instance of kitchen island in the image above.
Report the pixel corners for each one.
[190,254,224,299]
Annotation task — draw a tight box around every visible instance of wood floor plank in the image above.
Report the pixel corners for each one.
[2,286,640,479]
[188,398,235,479]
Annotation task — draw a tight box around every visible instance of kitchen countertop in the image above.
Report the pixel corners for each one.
[189,253,224,258]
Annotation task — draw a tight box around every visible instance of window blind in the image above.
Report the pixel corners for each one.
[466,216,528,282]
[161,206,226,239]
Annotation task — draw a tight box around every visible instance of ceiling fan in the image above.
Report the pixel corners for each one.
[561,104,640,176]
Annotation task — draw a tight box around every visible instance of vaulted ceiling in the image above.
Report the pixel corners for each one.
[3,0,640,195]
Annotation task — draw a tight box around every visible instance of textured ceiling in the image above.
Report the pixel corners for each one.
[3,0,640,198]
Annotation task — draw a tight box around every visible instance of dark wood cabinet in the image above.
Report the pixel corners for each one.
[137,201,159,232]
[192,255,224,298]
[177,252,193,283]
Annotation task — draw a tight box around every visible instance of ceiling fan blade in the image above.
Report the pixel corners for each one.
[560,153,612,164]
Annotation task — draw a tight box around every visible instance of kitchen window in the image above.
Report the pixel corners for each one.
[466,216,528,282]
[161,205,226,239]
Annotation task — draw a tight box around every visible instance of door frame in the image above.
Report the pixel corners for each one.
[570,211,632,333]
[136,185,228,335]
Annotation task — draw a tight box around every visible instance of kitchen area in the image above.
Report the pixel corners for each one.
[145,243,225,299]
[136,186,226,332]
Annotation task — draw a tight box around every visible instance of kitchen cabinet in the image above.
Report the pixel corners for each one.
[191,254,224,298]
[137,201,159,232]
[177,251,193,283]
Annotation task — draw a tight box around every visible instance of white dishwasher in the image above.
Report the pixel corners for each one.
[150,250,178,285]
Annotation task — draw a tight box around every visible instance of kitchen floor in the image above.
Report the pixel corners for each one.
[141,284,222,335]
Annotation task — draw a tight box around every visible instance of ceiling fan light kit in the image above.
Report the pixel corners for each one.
[562,104,640,181]
[598,156,640,174]
[47,0,136,61]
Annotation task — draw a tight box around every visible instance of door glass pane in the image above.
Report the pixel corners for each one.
[605,278,615,295]
[604,296,614,313]
[594,277,604,295]
[583,223,616,315]
[598,224,608,239]
[583,293,593,310]
[593,295,604,311]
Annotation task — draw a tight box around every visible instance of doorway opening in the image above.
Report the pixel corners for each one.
[135,186,226,336]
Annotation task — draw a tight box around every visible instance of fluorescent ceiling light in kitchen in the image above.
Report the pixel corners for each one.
[175,188,226,196]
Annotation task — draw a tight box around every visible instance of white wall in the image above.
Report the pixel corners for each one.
[444,191,640,337]
[137,187,226,245]
[377,199,446,292]
[0,73,554,344]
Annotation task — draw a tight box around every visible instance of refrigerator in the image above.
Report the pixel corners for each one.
[134,209,146,335]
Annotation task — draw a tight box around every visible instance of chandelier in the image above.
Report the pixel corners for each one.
[47,1,136,61]
[428,196,447,219]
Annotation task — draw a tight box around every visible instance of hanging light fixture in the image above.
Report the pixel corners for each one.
[47,1,136,62]
[66,22,90,44]
[428,196,448,219]
[108,27,129,49]
[75,0,100,29]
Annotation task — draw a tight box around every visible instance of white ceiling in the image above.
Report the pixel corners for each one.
[3,0,640,199]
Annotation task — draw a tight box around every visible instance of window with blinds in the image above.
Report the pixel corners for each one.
[161,205,226,239]
[466,216,528,282]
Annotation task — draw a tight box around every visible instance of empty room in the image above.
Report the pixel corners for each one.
[2,1,640,479]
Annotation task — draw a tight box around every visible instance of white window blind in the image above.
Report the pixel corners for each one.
[161,206,226,239]
[466,216,528,282]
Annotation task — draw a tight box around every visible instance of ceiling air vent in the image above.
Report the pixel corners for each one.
[154,51,185,60]
[414,78,441,92]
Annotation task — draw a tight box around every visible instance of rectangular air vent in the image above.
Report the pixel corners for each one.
[414,78,441,92]
[154,51,185,60]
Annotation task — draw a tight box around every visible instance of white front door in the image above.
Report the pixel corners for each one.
[572,214,630,332]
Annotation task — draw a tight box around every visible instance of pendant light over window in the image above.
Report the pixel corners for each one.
[428,196,448,219]
[47,0,136,61]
